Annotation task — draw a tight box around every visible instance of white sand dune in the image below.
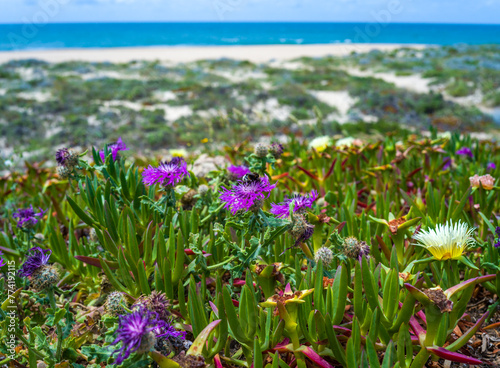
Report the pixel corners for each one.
[0,44,426,64]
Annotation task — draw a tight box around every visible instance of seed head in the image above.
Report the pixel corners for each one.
[254,143,269,158]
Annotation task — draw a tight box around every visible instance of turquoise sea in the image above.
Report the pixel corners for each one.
[0,22,499,51]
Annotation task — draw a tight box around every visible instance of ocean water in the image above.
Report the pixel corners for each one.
[0,22,499,51]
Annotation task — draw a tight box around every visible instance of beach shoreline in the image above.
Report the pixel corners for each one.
[0,43,428,63]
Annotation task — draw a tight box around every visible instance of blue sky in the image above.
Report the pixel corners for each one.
[0,0,499,24]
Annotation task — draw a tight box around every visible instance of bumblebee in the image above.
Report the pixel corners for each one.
[242,172,260,183]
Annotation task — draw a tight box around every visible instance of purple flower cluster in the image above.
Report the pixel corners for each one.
[112,308,185,364]
[18,247,51,277]
[487,162,496,171]
[13,206,46,229]
[443,157,452,170]
[227,165,251,180]
[220,176,276,215]
[0,251,6,268]
[456,147,473,158]
[100,137,129,162]
[142,157,190,188]
[270,190,318,219]
[495,227,500,249]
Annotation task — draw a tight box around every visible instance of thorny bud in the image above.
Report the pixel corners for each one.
[314,247,334,267]
[30,265,59,291]
[254,143,269,158]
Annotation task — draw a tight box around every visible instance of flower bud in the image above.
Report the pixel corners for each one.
[314,247,334,267]
[30,265,59,291]
[106,291,126,315]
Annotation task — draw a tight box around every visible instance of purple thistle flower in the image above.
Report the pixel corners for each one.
[142,157,189,188]
[18,247,51,277]
[269,142,284,159]
[55,148,70,166]
[487,162,496,170]
[111,308,184,364]
[220,176,276,215]
[270,190,318,219]
[442,157,452,170]
[13,206,46,229]
[100,137,129,162]
[0,251,6,268]
[227,165,251,180]
[295,224,314,247]
[456,147,473,158]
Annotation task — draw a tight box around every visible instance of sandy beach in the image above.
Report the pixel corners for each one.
[0,43,427,63]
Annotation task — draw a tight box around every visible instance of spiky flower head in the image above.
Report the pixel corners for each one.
[456,147,473,158]
[57,165,72,179]
[220,176,276,215]
[254,143,269,158]
[111,308,185,364]
[469,174,495,190]
[55,148,79,168]
[290,213,315,246]
[227,165,251,181]
[99,137,128,162]
[413,221,475,261]
[269,142,284,159]
[270,190,318,219]
[142,157,190,189]
[18,247,51,277]
[198,184,209,196]
[342,237,370,259]
[314,247,334,267]
[13,206,46,229]
[106,292,126,315]
[30,265,59,291]
[133,291,171,322]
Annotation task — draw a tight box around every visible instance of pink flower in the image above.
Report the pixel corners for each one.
[469,174,495,190]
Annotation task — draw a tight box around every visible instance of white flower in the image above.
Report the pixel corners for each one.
[413,221,475,260]
[308,136,332,152]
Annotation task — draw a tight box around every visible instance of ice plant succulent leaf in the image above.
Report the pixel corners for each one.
[412,220,475,260]
[427,347,483,365]
[186,319,221,357]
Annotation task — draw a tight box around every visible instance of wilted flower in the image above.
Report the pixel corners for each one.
[18,247,51,277]
[219,176,276,215]
[270,190,318,218]
[142,157,189,188]
[269,142,284,159]
[290,213,315,246]
[413,221,475,260]
[13,206,46,229]
[18,247,58,290]
[487,162,496,170]
[227,165,251,181]
[423,286,453,313]
[55,148,79,168]
[180,189,198,210]
[342,237,370,259]
[100,137,128,162]
[309,136,332,152]
[314,247,334,267]
[469,174,495,190]
[111,308,185,364]
[456,147,473,158]
[134,291,171,322]
[254,143,269,158]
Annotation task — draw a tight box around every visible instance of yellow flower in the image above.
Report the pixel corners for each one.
[169,149,187,157]
[308,136,332,152]
[260,285,314,308]
[413,221,475,260]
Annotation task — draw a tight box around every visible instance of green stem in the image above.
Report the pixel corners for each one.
[409,348,429,368]
[47,288,63,361]
[207,256,236,270]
